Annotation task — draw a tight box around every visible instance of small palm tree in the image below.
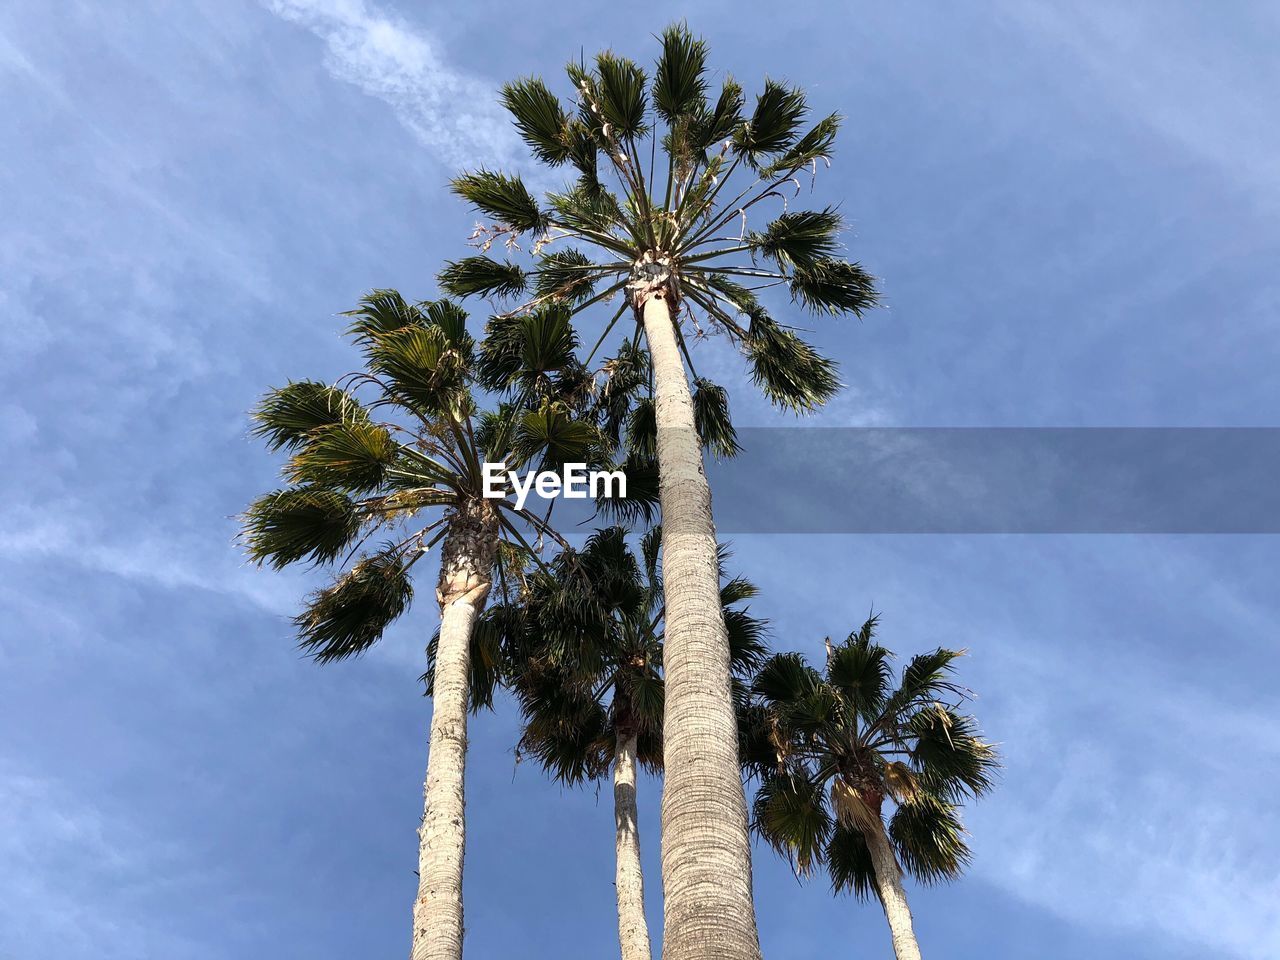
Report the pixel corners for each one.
[743,616,999,960]
[484,527,767,960]
[440,27,878,957]
[241,291,597,960]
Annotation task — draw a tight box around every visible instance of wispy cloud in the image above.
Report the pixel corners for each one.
[970,640,1280,959]
[265,0,521,170]
[1000,1,1280,211]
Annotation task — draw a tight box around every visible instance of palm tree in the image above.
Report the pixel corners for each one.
[438,26,878,958]
[241,291,597,960]
[742,616,999,960]
[485,527,768,960]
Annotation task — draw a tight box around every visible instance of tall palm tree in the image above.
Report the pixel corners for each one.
[484,527,768,960]
[438,26,878,958]
[241,291,597,960]
[742,616,999,960]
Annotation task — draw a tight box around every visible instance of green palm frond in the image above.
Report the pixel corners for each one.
[752,772,831,877]
[594,451,659,523]
[826,822,877,900]
[725,607,769,674]
[826,623,892,724]
[688,78,744,155]
[502,77,572,165]
[735,80,807,165]
[760,112,841,178]
[692,376,740,458]
[251,381,369,451]
[534,249,600,305]
[451,169,547,234]
[243,486,361,569]
[653,24,708,123]
[295,550,413,662]
[909,706,999,801]
[592,52,649,140]
[514,405,598,467]
[750,209,843,270]
[744,310,840,412]
[438,256,527,301]
[477,306,579,394]
[789,257,879,316]
[366,323,468,414]
[752,652,822,706]
[285,420,397,492]
[342,288,423,341]
[889,792,972,885]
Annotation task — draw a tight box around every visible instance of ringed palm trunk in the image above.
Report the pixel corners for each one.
[410,502,498,960]
[638,283,763,960]
[613,729,652,960]
[863,814,923,960]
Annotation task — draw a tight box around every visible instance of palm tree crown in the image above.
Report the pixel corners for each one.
[744,615,1000,893]
[442,23,878,419]
[241,289,598,655]
[490,526,770,783]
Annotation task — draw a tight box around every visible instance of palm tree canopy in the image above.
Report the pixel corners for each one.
[743,615,999,895]
[241,290,600,663]
[465,526,770,783]
[440,24,878,449]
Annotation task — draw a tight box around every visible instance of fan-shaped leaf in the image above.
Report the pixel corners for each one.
[243,487,361,569]
[296,550,413,662]
[439,256,527,300]
[252,381,369,451]
[451,169,547,233]
[789,257,879,316]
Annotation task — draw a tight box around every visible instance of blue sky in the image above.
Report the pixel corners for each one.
[2,1,1278,958]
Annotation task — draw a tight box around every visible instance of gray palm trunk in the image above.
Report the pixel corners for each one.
[410,505,498,960]
[612,730,652,960]
[864,815,923,960]
[639,289,763,960]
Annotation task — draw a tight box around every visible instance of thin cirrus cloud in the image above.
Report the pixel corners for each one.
[265,0,522,171]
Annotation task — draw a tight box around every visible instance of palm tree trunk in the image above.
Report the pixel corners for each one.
[864,817,923,960]
[613,730,652,960]
[410,504,497,960]
[639,288,762,960]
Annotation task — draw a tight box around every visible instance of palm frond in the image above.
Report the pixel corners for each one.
[789,258,879,316]
[593,52,649,140]
[285,420,397,492]
[242,487,362,569]
[752,772,832,877]
[688,79,744,155]
[692,376,740,458]
[909,706,999,801]
[534,248,604,305]
[826,822,877,900]
[343,289,423,341]
[735,79,807,166]
[295,550,413,662]
[451,169,548,234]
[653,24,708,123]
[744,309,840,412]
[366,323,469,414]
[251,381,368,451]
[760,112,841,178]
[750,208,843,270]
[438,256,528,300]
[502,77,572,165]
[889,792,972,885]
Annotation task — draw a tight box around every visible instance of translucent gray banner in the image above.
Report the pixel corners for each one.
[695,428,1280,533]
